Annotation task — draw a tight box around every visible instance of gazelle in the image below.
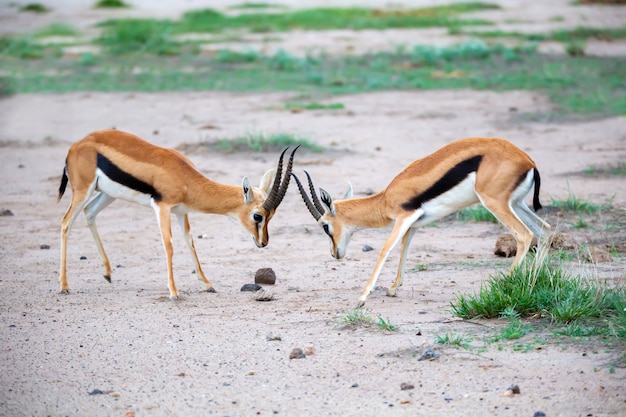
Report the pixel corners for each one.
[293,137,551,308]
[57,129,297,299]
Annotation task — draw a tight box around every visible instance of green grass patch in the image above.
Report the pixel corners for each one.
[19,3,49,13]
[451,246,626,340]
[336,309,399,332]
[285,102,345,111]
[550,194,601,214]
[95,0,130,8]
[455,204,498,223]
[179,3,498,33]
[2,41,625,116]
[435,332,472,349]
[203,132,324,153]
[228,3,286,10]
[584,162,626,176]
[33,23,78,38]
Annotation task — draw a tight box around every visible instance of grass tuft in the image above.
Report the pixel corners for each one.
[205,132,324,153]
[451,242,626,339]
[550,194,600,214]
[455,204,498,223]
[19,3,49,13]
[95,0,130,8]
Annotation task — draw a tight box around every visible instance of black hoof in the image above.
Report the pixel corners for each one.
[205,287,217,293]
[103,275,111,283]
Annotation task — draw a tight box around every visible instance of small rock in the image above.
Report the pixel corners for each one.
[255,267,276,285]
[507,384,521,394]
[351,383,359,388]
[533,412,546,417]
[494,234,517,258]
[400,382,414,390]
[241,283,262,292]
[289,348,306,359]
[494,234,538,257]
[80,256,87,260]
[40,244,50,250]
[266,333,282,341]
[502,384,521,396]
[549,232,577,250]
[417,349,439,361]
[362,244,374,252]
[1,209,14,216]
[304,346,315,356]
[584,247,612,263]
[88,389,104,396]
[253,289,274,302]
[124,412,135,417]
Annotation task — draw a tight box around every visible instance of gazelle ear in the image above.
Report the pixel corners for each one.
[242,176,253,204]
[319,187,336,216]
[259,168,276,194]
[343,182,353,200]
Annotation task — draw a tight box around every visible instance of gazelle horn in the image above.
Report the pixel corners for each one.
[291,171,322,221]
[262,146,299,212]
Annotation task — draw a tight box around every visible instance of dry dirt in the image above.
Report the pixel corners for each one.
[1,1,626,417]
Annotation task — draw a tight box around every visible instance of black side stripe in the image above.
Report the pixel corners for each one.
[97,153,162,201]
[401,155,483,211]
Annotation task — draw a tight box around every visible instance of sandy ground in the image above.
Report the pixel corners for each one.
[1,1,626,417]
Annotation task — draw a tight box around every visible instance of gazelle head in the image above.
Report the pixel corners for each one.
[292,171,354,259]
[241,146,299,248]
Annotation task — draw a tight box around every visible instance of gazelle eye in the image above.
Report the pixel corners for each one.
[253,213,263,223]
[322,224,330,236]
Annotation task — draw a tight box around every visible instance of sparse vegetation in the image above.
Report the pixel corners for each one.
[550,194,601,213]
[336,309,399,332]
[19,3,49,13]
[95,0,130,8]
[285,102,345,111]
[202,132,324,153]
[435,332,472,349]
[455,204,498,223]
[451,245,626,340]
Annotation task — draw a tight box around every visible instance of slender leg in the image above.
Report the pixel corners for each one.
[176,213,216,293]
[357,209,424,308]
[387,227,417,297]
[480,198,534,270]
[59,190,91,293]
[513,200,551,240]
[154,203,178,300]
[83,192,116,281]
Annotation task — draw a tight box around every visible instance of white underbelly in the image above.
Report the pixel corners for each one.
[95,169,154,207]
[414,173,479,226]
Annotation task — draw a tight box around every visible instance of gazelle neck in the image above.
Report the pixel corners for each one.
[334,192,391,229]
[184,173,246,215]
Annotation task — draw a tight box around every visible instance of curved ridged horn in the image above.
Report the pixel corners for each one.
[304,170,326,215]
[291,172,322,221]
[262,146,299,212]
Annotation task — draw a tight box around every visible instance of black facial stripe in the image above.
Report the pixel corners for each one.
[401,155,483,211]
[97,153,162,201]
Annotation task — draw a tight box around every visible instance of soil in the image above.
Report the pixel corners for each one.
[1,1,625,417]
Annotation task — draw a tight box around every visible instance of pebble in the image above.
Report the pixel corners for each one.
[255,267,276,285]
[40,244,50,250]
[253,289,274,301]
[417,349,440,361]
[400,382,414,390]
[289,348,306,359]
[241,283,262,292]
[88,389,104,395]
[266,333,282,341]
[1,209,14,216]
[362,245,374,252]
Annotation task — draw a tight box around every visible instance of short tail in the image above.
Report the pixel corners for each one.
[57,165,68,203]
[532,168,542,211]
